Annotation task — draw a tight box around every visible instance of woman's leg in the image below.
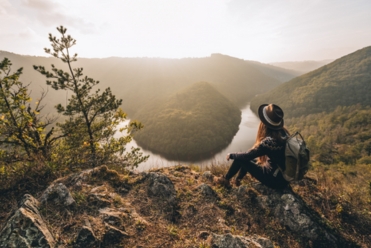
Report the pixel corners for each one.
[225,160,247,180]
[229,160,288,189]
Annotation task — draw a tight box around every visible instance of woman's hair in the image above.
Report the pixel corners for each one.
[253,122,289,166]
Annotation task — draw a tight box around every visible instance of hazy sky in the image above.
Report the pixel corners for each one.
[1,0,370,62]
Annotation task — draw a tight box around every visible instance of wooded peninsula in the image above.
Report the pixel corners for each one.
[133,82,241,160]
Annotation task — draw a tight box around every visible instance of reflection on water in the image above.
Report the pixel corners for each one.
[115,104,260,171]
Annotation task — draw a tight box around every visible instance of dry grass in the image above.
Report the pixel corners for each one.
[291,162,371,246]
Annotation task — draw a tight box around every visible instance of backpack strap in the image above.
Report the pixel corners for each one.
[296,149,302,180]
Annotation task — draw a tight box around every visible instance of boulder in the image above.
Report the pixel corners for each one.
[145,172,176,204]
[202,171,214,181]
[197,183,217,199]
[0,194,56,248]
[143,172,180,221]
[252,184,338,246]
[40,183,75,207]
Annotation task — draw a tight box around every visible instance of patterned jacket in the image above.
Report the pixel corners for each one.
[229,136,287,170]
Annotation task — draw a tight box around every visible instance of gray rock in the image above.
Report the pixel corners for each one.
[40,183,75,207]
[202,171,214,181]
[74,226,97,248]
[143,172,180,221]
[0,194,56,248]
[252,184,337,246]
[197,183,217,198]
[208,233,273,248]
[145,172,176,204]
[257,192,319,240]
[275,194,318,239]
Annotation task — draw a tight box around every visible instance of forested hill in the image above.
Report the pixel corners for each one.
[0,51,298,116]
[250,46,371,118]
[133,82,241,160]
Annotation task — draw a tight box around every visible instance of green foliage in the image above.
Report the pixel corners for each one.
[286,105,371,165]
[133,82,241,160]
[251,46,371,118]
[0,57,57,163]
[34,26,147,168]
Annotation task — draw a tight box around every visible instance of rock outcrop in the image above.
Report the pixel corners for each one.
[145,172,177,204]
[198,183,218,199]
[40,183,75,207]
[142,171,180,221]
[0,194,56,248]
[252,184,338,247]
[0,165,363,247]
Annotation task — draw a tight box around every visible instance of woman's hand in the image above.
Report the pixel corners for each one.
[226,153,231,161]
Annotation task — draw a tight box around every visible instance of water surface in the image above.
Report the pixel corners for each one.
[116,104,260,171]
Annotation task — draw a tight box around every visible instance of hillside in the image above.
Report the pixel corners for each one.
[133,82,241,161]
[0,51,298,116]
[270,59,334,74]
[0,164,368,247]
[251,46,371,118]
[286,105,371,165]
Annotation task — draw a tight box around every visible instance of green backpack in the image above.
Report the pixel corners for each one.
[275,132,310,182]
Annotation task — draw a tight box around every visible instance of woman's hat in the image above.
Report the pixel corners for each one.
[258,104,284,130]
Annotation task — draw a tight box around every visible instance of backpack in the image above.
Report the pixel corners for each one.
[274,131,310,182]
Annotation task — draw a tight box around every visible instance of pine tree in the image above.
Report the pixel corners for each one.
[34,26,147,168]
[0,58,56,163]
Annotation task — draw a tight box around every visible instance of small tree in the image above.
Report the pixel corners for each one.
[0,58,56,163]
[34,26,147,168]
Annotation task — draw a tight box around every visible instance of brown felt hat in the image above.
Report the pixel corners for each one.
[258,104,284,130]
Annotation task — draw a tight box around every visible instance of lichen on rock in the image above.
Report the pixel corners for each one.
[0,194,56,248]
[40,183,76,207]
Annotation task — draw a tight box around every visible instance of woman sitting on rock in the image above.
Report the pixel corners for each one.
[215,103,290,189]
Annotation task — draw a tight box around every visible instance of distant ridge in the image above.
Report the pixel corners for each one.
[0,51,298,116]
[270,59,334,74]
[251,46,371,118]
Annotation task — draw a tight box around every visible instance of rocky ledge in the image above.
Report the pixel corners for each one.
[0,165,363,247]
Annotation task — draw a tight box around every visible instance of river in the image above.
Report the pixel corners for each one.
[115,104,260,171]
